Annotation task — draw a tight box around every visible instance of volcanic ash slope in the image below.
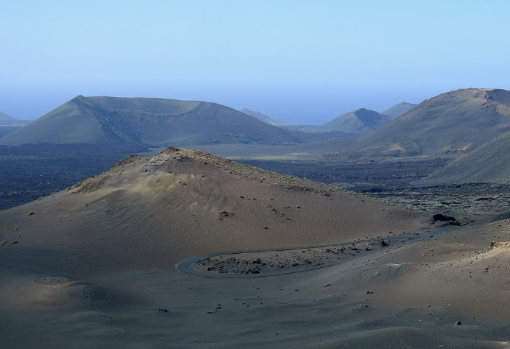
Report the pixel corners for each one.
[0,147,429,274]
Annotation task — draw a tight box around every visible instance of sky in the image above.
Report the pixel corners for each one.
[1,0,510,124]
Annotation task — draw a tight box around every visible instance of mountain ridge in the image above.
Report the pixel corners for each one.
[240,108,292,126]
[381,102,417,119]
[0,96,309,146]
[325,88,510,159]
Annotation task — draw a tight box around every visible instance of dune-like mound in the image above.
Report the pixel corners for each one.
[0,274,130,310]
[2,147,459,349]
[0,147,429,274]
[337,219,510,321]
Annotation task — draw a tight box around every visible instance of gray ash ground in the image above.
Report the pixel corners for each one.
[192,237,410,276]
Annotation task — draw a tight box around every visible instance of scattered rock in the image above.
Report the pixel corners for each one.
[432,214,460,225]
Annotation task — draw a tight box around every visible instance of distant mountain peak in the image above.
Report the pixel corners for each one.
[381,102,417,119]
[335,87,510,159]
[0,112,16,122]
[71,95,87,102]
[318,108,391,135]
[240,108,291,126]
[0,112,29,126]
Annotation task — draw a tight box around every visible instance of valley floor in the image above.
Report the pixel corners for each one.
[2,220,510,348]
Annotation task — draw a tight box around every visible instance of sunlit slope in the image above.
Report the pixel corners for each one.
[329,88,510,158]
[0,147,428,273]
[0,96,307,146]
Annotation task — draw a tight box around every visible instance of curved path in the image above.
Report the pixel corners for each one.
[177,225,457,278]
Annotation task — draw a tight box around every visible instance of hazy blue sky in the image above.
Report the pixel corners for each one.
[2,0,510,123]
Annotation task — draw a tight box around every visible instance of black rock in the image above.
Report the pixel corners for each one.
[432,214,460,225]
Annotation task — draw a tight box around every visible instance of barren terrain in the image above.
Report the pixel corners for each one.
[2,147,510,348]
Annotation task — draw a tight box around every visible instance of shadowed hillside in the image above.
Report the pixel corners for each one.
[326,88,510,159]
[0,96,310,146]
